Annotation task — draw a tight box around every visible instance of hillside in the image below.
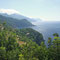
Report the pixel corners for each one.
[0,13,42,25]
[0,15,33,28]
[15,28,44,45]
[0,23,60,60]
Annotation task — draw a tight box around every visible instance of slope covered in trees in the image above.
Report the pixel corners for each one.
[0,23,60,60]
[0,15,33,28]
[15,28,44,45]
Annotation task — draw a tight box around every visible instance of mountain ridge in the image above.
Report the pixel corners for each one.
[0,14,33,28]
[0,11,42,25]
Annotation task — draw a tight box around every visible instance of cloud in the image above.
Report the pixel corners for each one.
[0,9,20,15]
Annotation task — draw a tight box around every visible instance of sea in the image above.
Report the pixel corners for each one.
[32,21,60,45]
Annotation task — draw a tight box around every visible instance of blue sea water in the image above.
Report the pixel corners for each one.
[32,21,60,45]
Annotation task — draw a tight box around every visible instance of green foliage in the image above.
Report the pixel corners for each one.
[0,23,60,60]
[53,33,59,37]
[0,47,6,60]
[48,34,60,60]
[20,40,39,60]
[15,28,44,45]
[36,42,48,60]
[48,37,52,47]
[6,49,20,60]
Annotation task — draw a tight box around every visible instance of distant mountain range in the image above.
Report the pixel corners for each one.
[0,13,42,25]
[0,14,33,28]
[0,9,42,28]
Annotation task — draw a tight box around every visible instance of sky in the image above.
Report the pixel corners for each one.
[0,0,60,21]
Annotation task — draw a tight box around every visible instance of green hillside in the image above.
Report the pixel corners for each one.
[0,15,33,28]
[15,28,44,45]
[0,23,60,60]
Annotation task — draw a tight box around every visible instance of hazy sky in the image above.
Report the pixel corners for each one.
[0,0,60,21]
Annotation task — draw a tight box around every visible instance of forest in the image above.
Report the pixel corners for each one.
[0,22,60,60]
